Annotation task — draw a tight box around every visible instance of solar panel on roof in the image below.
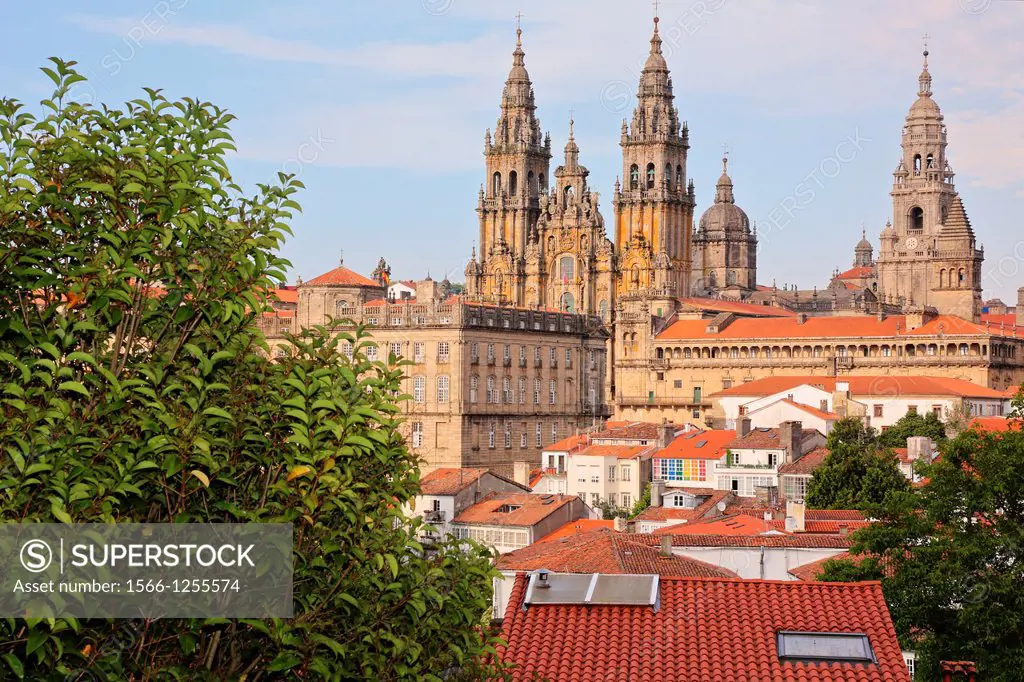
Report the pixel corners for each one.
[524,573,659,608]
[589,574,659,606]
[777,632,875,663]
[695,440,707,448]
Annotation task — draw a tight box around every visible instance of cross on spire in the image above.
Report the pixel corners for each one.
[922,32,930,53]
[722,142,730,157]
[652,0,661,19]
[516,10,524,31]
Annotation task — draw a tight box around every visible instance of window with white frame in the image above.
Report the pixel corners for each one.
[782,475,810,501]
[621,464,631,481]
[391,317,402,326]
[486,376,495,404]
[534,379,541,405]
[535,347,542,364]
[503,344,510,362]
[550,347,557,365]
[411,422,423,448]
[607,493,616,507]
[535,423,542,447]
[488,422,496,449]
[470,343,479,361]
[470,375,479,403]
[551,422,558,443]
[436,376,450,403]
[621,493,631,508]
[565,348,572,365]
[487,343,495,362]
[413,342,424,362]
[438,342,449,362]
[504,422,512,448]
[503,376,512,404]
[413,376,425,403]
[366,345,378,361]
[549,380,556,405]
[518,377,526,404]
[341,341,353,358]
[590,493,600,506]
[608,465,617,482]
[519,345,526,361]
[388,342,402,360]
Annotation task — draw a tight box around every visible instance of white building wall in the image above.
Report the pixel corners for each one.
[745,400,834,435]
[567,455,644,509]
[674,546,847,580]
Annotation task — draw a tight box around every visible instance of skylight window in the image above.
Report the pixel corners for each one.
[496,504,521,513]
[777,632,875,663]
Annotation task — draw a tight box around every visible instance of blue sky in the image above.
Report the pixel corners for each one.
[2,0,1023,301]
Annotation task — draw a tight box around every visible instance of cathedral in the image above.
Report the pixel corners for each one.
[466,18,987,325]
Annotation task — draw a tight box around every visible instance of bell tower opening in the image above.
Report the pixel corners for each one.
[909,207,924,232]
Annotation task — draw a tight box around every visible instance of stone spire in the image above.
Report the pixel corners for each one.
[918,46,932,97]
[940,194,974,237]
[630,16,680,138]
[714,155,734,204]
[854,226,874,266]
[563,115,579,169]
[493,24,544,151]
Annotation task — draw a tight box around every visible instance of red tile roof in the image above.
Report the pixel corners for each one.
[573,444,652,460]
[969,416,1023,433]
[678,297,797,317]
[657,312,1020,341]
[261,310,295,318]
[780,398,839,420]
[788,552,851,581]
[835,266,875,280]
[767,519,873,534]
[535,520,615,543]
[304,265,380,288]
[656,429,736,460]
[544,433,588,453]
[728,426,820,451]
[452,493,577,528]
[272,287,298,304]
[633,489,733,524]
[593,421,676,441]
[497,575,910,682]
[778,446,830,476]
[497,529,737,578]
[655,514,777,537]
[419,468,489,495]
[648,534,855,549]
[712,375,1007,399]
[981,312,1016,327]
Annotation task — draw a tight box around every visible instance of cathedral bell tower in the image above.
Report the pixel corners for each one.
[466,24,552,305]
[877,45,983,321]
[613,16,695,303]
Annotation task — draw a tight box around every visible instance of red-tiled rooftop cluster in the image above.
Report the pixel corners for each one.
[497,574,911,681]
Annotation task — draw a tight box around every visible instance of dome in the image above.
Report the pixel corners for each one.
[855,228,873,253]
[507,29,530,81]
[643,19,668,72]
[698,156,750,234]
[908,95,941,119]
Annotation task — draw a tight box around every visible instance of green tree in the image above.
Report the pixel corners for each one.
[805,441,909,510]
[876,411,947,448]
[825,416,877,450]
[629,483,652,519]
[820,423,1024,681]
[0,60,502,681]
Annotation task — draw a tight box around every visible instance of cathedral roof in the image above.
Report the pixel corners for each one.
[940,194,974,237]
[698,156,750,235]
[856,229,873,253]
[304,265,379,288]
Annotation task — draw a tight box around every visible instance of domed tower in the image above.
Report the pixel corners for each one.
[876,45,983,321]
[690,155,757,298]
[470,23,552,305]
[613,15,694,301]
[854,228,874,268]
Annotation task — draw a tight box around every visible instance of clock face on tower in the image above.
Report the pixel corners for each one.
[905,237,919,250]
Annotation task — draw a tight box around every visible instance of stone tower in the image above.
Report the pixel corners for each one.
[877,47,983,321]
[690,155,757,298]
[612,16,695,302]
[466,25,552,304]
[524,119,616,319]
[854,228,874,268]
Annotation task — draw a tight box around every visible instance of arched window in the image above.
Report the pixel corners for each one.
[909,207,924,232]
[629,164,639,190]
[656,347,664,359]
[676,164,683,189]
[646,163,656,189]
[492,171,501,196]
[508,170,518,195]
[563,185,574,204]
[436,375,450,403]
[958,269,965,287]
[727,270,737,285]
[560,292,575,312]
[559,256,575,282]
[926,153,934,169]
[939,269,946,288]
[665,163,672,187]
[470,375,479,403]
[913,154,921,174]
[527,170,535,194]
[538,172,546,189]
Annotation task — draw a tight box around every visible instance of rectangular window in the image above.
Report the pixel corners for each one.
[776,632,875,664]
[607,493,616,508]
[436,376,450,403]
[519,345,526,361]
[608,465,617,482]
[413,376,425,403]
[722,378,732,389]
[932,405,942,417]
[534,379,541,405]
[873,404,883,418]
[783,475,809,501]
[565,348,572,366]
[693,386,702,403]
[621,464,631,481]
[536,423,542,447]
[413,342,424,363]
[388,342,402,360]
[549,380,556,405]
[519,377,527,405]
[673,379,683,389]
[591,493,601,507]
[621,493,631,508]
[504,422,512,449]
[487,343,495,362]
[470,343,479,362]
[907,405,918,415]
[653,459,706,482]
[470,376,478,403]
[551,422,558,442]
[503,344,511,361]
[488,422,496,449]
[438,342,449,362]
[550,347,557,365]
[411,422,423,449]
[366,345,378,361]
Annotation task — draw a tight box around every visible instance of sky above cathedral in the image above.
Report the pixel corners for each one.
[2,0,1023,301]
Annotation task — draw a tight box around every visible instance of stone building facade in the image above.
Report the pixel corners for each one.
[261,271,610,475]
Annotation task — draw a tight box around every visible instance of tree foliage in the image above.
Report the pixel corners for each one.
[876,411,947,448]
[0,59,503,681]
[819,420,1024,681]
[807,418,910,510]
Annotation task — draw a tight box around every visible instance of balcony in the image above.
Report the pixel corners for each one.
[424,510,447,524]
[487,357,496,366]
[470,356,479,365]
[719,460,777,470]
[503,358,512,367]
[565,360,573,370]
[550,360,558,369]
[534,359,542,368]
[519,358,527,368]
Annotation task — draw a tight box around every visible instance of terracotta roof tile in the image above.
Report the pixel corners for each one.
[498,574,909,681]
[452,492,577,528]
[836,266,875,280]
[767,519,872,534]
[778,446,830,476]
[418,468,489,495]
[593,421,677,441]
[534,520,615,543]
[497,529,737,578]
[646,533,855,548]
[780,398,839,419]
[969,416,1023,433]
[573,444,652,459]
[656,514,778,536]
[304,265,380,288]
[788,552,851,581]
[272,287,298,304]
[678,297,797,317]
[712,375,1006,399]
[655,429,735,460]
[544,433,589,452]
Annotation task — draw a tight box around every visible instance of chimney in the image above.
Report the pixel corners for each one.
[657,418,674,449]
[785,499,806,532]
[838,523,850,537]
[940,661,978,682]
[779,421,803,464]
[1017,286,1024,327]
[906,436,931,462]
[737,416,752,438]
[650,480,666,508]
[796,312,808,324]
[613,516,628,532]
[659,535,672,557]
[513,461,531,488]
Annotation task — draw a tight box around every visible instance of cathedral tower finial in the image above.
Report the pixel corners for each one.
[918,33,932,97]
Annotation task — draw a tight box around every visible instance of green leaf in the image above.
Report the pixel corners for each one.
[3,653,24,679]
[57,381,89,398]
[265,653,301,672]
[190,470,210,488]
